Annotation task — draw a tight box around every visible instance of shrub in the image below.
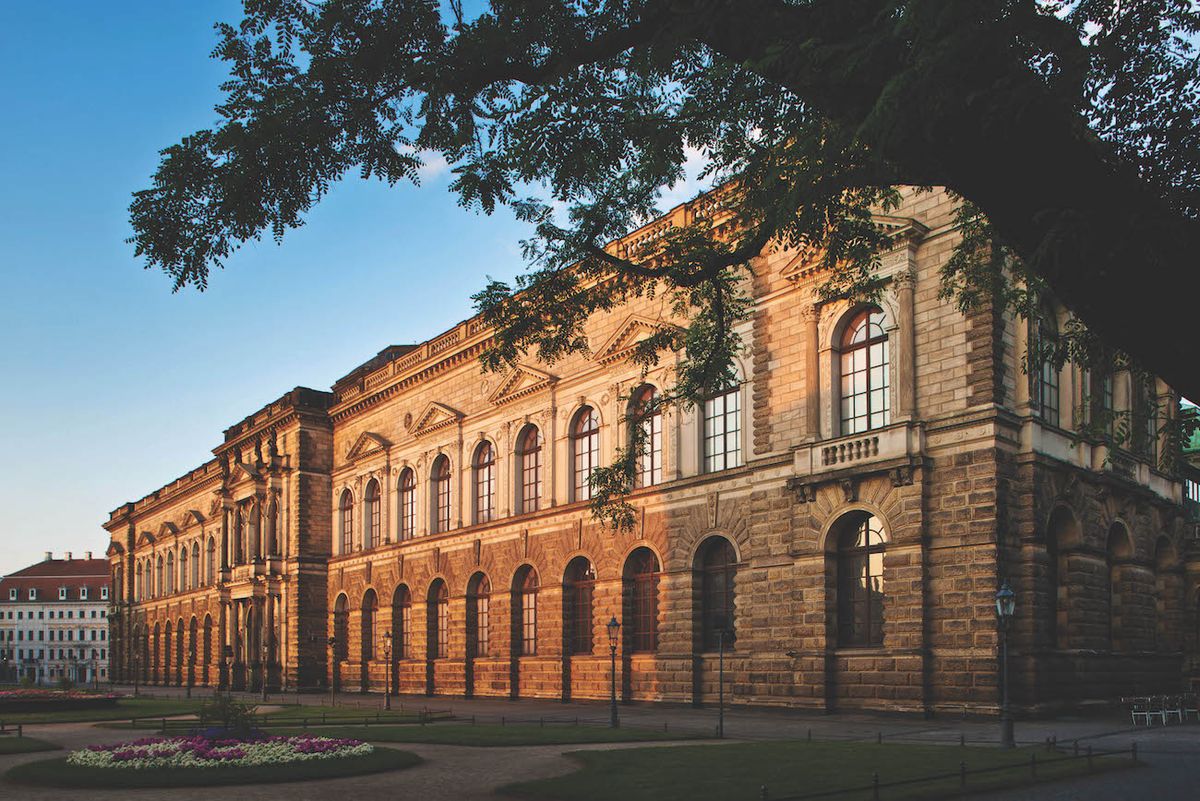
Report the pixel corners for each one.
[198,695,257,737]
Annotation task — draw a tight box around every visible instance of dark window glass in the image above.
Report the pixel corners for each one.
[837,514,887,647]
[392,586,411,659]
[513,568,538,656]
[632,386,662,488]
[399,469,416,539]
[474,442,495,524]
[1034,311,1060,426]
[703,386,742,472]
[624,548,660,653]
[365,480,381,548]
[339,490,354,554]
[839,308,891,435]
[432,456,452,534]
[697,538,737,650]
[571,408,600,501]
[468,575,490,658]
[564,557,596,655]
[518,426,542,513]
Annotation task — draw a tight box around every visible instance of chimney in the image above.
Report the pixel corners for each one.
[43,551,52,561]
[84,551,92,560]
[64,551,72,561]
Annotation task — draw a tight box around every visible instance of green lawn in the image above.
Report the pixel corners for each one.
[5,747,420,788]
[267,722,706,747]
[0,735,60,755]
[101,703,426,730]
[500,741,1134,801]
[0,697,208,724]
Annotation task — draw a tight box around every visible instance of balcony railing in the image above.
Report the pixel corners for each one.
[793,422,920,479]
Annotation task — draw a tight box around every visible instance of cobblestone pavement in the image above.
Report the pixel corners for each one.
[1,686,1195,800]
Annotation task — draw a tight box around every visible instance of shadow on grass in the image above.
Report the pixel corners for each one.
[499,741,1136,801]
[4,747,421,788]
[0,736,60,755]
[265,723,709,747]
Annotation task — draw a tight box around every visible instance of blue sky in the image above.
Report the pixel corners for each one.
[0,2,544,572]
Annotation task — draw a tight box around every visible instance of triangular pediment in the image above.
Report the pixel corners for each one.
[106,541,125,557]
[594,316,677,365]
[779,242,825,282]
[157,521,179,539]
[347,431,391,462]
[184,510,206,527]
[409,402,463,437]
[231,461,260,482]
[136,531,156,547]
[488,365,557,406]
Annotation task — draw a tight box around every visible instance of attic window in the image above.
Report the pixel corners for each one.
[100,587,108,600]
[58,587,67,600]
[7,589,14,601]
[80,587,88,600]
[28,589,37,600]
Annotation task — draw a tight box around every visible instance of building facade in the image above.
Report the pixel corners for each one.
[104,186,1200,714]
[1,552,111,685]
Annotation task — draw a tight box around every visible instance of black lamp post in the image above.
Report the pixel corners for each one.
[382,631,393,711]
[606,616,621,728]
[327,636,337,707]
[995,580,1016,748]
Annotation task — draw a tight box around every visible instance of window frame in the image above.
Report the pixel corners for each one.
[564,557,596,656]
[703,385,742,473]
[835,513,888,648]
[838,307,891,436]
[631,385,663,488]
[697,537,737,651]
[365,479,382,549]
[571,407,601,502]
[398,468,416,540]
[339,490,354,554]
[517,425,543,514]
[473,441,496,525]
[432,455,453,534]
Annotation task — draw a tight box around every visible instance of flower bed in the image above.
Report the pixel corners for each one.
[68,734,372,770]
[0,689,121,713]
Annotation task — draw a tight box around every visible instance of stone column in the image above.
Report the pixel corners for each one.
[803,303,820,441]
[894,271,917,421]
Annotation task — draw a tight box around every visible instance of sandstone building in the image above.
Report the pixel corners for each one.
[104,187,1200,714]
[1,552,111,685]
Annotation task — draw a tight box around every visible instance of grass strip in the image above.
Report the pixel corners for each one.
[0,698,207,724]
[0,736,60,755]
[500,740,1134,801]
[265,722,706,747]
[5,746,420,788]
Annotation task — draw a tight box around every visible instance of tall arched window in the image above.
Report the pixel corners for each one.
[703,384,742,472]
[467,573,491,658]
[1154,537,1178,651]
[361,589,378,663]
[473,442,496,524]
[392,585,411,659]
[836,513,888,647]
[332,595,349,661]
[571,407,600,501]
[564,557,596,655]
[165,552,174,595]
[135,563,143,602]
[696,537,737,650]
[517,425,542,513]
[1107,523,1132,650]
[398,468,416,540]
[178,546,187,593]
[1088,369,1115,436]
[631,386,662,488]
[1132,374,1158,461]
[1034,309,1060,426]
[364,479,381,549]
[190,542,200,590]
[264,498,279,557]
[339,490,354,554]
[839,307,890,435]
[233,511,245,565]
[428,580,449,659]
[623,548,660,652]
[513,566,539,656]
[432,455,452,533]
[206,537,216,585]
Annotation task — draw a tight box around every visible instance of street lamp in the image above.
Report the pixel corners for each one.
[381,631,393,711]
[995,580,1016,749]
[327,636,337,707]
[606,616,621,728]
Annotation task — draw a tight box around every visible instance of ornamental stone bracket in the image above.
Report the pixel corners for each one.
[788,421,923,503]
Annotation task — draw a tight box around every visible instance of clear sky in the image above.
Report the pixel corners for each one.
[0,2,706,576]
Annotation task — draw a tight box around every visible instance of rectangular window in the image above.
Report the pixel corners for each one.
[436,600,449,659]
[58,587,67,600]
[703,387,742,472]
[7,589,14,601]
[80,587,88,600]
[631,575,659,652]
[637,410,663,488]
[28,589,36,600]
[399,604,411,658]
[476,595,490,657]
[521,590,537,656]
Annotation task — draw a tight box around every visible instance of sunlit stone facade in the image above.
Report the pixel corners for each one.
[105,186,1200,714]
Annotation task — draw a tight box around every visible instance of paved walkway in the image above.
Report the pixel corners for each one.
[1,686,1196,800]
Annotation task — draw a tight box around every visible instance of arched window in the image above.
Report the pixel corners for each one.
[839,307,890,435]
[1154,537,1178,651]
[398,468,416,540]
[1132,374,1158,461]
[571,407,600,501]
[703,384,742,472]
[190,542,200,590]
[467,573,491,658]
[428,580,449,659]
[696,538,737,650]
[392,585,411,659]
[473,442,496,524]
[513,566,539,656]
[564,557,596,655]
[517,425,542,514]
[1088,369,1115,436]
[1107,523,1132,650]
[1033,309,1060,426]
[247,502,260,561]
[339,490,354,554]
[432,455,452,534]
[1044,506,1078,649]
[836,513,888,647]
[266,498,280,556]
[178,546,187,593]
[165,552,174,595]
[631,386,662,488]
[361,589,378,662]
[233,511,245,565]
[364,479,381,549]
[135,562,143,602]
[206,537,216,585]
[623,548,660,653]
[332,595,349,661]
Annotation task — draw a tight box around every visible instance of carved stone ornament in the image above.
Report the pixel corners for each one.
[890,465,915,487]
[840,478,858,503]
[788,479,818,504]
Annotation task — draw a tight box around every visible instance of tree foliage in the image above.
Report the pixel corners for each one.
[131,0,1200,501]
